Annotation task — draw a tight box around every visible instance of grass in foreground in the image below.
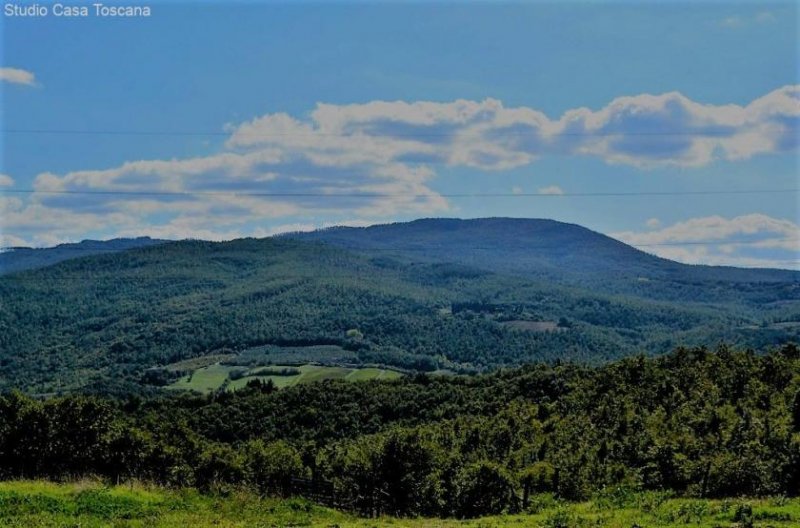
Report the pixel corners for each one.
[0,481,798,527]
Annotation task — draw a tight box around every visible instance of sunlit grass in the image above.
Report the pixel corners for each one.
[169,363,404,392]
[1,481,798,527]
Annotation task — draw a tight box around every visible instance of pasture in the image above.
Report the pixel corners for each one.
[168,362,402,392]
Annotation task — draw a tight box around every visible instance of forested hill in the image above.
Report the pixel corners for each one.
[287,217,799,285]
[1,345,799,516]
[0,237,165,275]
[1,226,798,394]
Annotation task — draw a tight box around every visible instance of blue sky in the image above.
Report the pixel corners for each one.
[1,1,798,268]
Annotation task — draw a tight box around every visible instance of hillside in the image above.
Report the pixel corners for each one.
[0,237,166,275]
[1,346,799,518]
[289,218,669,277]
[288,218,800,300]
[1,220,798,393]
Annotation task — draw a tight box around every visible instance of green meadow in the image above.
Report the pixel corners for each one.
[168,363,403,392]
[1,481,797,528]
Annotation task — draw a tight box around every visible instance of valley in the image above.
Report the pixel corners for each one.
[0,219,797,394]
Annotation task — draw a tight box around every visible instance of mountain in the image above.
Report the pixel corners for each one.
[288,218,661,276]
[0,237,167,275]
[287,218,800,302]
[0,219,797,394]
[288,217,797,282]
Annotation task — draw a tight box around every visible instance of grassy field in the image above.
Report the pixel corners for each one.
[1,480,797,528]
[168,363,403,392]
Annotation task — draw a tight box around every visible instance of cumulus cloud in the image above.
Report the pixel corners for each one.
[537,185,564,195]
[0,174,15,187]
[255,218,378,237]
[227,85,799,169]
[756,11,777,23]
[555,86,799,167]
[0,67,36,86]
[613,214,800,269]
[646,218,661,229]
[721,11,777,28]
[720,16,745,28]
[5,86,798,244]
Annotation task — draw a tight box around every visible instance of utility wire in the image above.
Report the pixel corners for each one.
[3,189,797,198]
[0,128,757,138]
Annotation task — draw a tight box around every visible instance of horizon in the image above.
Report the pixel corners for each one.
[3,4,800,520]
[2,1,798,269]
[4,215,799,272]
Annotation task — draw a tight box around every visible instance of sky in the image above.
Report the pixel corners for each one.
[1,0,798,268]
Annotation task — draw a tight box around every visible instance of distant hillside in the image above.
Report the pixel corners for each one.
[0,237,166,275]
[288,218,800,304]
[1,222,798,393]
[289,218,661,276]
[289,218,798,282]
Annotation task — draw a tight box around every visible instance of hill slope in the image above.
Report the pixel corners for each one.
[288,218,799,297]
[290,218,666,276]
[1,221,798,393]
[0,237,166,275]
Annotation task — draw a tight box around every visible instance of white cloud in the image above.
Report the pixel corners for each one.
[613,214,800,269]
[537,185,564,195]
[640,245,797,270]
[0,174,15,187]
[228,85,800,170]
[721,11,777,29]
[756,11,777,23]
[554,86,799,167]
[720,16,744,28]
[646,218,661,229]
[0,67,36,86]
[0,201,135,247]
[0,233,29,248]
[5,86,798,244]
[614,214,799,246]
[253,218,379,238]
[511,186,523,195]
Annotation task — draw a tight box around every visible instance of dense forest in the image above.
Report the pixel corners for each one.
[289,219,800,295]
[2,220,798,518]
[1,220,798,393]
[1,344,798,518]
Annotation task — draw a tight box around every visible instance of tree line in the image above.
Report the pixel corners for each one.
[2,236,796,393]
[0,344,798,517]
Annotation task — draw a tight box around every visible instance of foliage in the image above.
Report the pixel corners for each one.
[0,227,797,393]
[0,345,798,517]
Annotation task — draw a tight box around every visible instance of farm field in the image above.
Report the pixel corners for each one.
[1,481,797,528]
[498,320,564,332]
[168,363,403,392]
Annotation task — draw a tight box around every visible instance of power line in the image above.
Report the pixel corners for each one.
[0,128,756,139]
[3,188,798,198]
